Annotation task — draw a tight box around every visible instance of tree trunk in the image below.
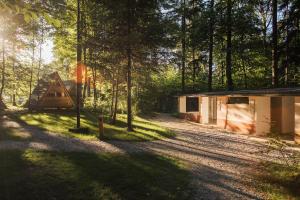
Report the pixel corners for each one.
[192,47,196,90]
[112,72,119,125]
[110,74,115,120]
[0,39,5,99]
[226,0,233,91]
[208,0,215,92]
[12,41,16,106]
[284,1,289,86]
[28,31,35,108]
[37,19,44,100]
[76,0,82,128]
[272,0,279,87]
[127,0,133,131]
[92,65,97,110]
[181,0,186,93]
[82,0,88,102]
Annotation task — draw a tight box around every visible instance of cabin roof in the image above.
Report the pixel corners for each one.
[179,87,300,97]
[27,72,74,108]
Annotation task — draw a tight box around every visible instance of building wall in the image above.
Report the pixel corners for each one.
[295,97,300,144]
[178,96,202,123]
[255,97,271,136]
[217,96,255,134]
[179,96,186,113]
[201,97,209,124]
[281,96,295,134]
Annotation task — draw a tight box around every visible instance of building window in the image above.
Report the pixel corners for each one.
[47,93,55,97]
[56,92,62,97]
[186,97,199,112]
[227,97,249,104]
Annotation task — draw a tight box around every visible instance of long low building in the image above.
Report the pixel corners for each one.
[177,88,300,144]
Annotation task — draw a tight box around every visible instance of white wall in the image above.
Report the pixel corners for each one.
[281,96,295,134]
[179,96,186,113]
[255,97,271,135]
[201,97,209,124]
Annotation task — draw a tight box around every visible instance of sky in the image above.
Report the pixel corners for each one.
[42,39,54,64]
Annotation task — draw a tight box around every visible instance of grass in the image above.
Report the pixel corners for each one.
[0,150,192,200]
[0,114,31,141]
[12,110,175,141]
[256,161,300,200]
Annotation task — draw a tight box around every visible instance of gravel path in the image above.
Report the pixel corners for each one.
[0,113,291,199]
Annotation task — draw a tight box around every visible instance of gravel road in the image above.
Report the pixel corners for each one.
[1,113,291,199]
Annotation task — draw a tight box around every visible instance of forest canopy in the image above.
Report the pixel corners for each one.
[0,0,299,116]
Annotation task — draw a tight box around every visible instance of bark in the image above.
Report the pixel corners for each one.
[226,0,233,91]
[0,39,5,99]
[112,72,119,125]
[82,0,88,101]
[37,19,44,100]
[272,0,279,87]
[110,73,115,119]
[28,31,35,108]
[12,41,16,106]
[91,65,97,110]
[76,0,82,128]
[181,0,186,93]
[284,1,289,86]
[208,0,215,92]
[127,0,133,131]
[192,48,196,88]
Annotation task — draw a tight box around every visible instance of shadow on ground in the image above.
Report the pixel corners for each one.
[0,150,192,200]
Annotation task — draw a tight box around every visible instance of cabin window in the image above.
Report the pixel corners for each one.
[47,93,55,97]
[186,97,199,112]
[227,97,249,104]
[56,92,62,97]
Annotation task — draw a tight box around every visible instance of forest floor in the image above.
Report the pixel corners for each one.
[0,111,299,199]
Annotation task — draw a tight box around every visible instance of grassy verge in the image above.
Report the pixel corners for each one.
[0,150,192,200]
[256,161,300,200]
[12,110,175,141]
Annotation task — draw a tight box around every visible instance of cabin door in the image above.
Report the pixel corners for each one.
[271,97,282,134]
[209,97,217,124]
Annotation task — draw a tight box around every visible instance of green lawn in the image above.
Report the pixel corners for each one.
[256,162,300,200]
[0,150,192,200]
[13,111,174,141]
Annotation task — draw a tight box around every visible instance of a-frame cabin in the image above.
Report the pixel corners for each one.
[28,72,74,109]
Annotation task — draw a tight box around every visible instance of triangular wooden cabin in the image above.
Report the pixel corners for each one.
[28,72,74,109]
[0,98,7,110]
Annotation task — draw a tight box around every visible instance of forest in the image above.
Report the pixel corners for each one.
[0,0,300,127]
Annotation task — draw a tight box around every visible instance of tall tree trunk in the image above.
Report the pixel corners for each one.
[28,31,35,108]
[226,0,233,91]
[181,0,186,93]
[91,65,97,110]
[0,39,5,99]
[192,48,196,89]
[37,19,44,100]
[284,1,289,86]
[76,0,82,128]
[208,0,215,92]
[110,73,115,119]
[272,0,279,87]
[83,46,87,101]
[112,72,119,125]
[127,0,133,131]
[12,41,16,106]
[82,0,88,102]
